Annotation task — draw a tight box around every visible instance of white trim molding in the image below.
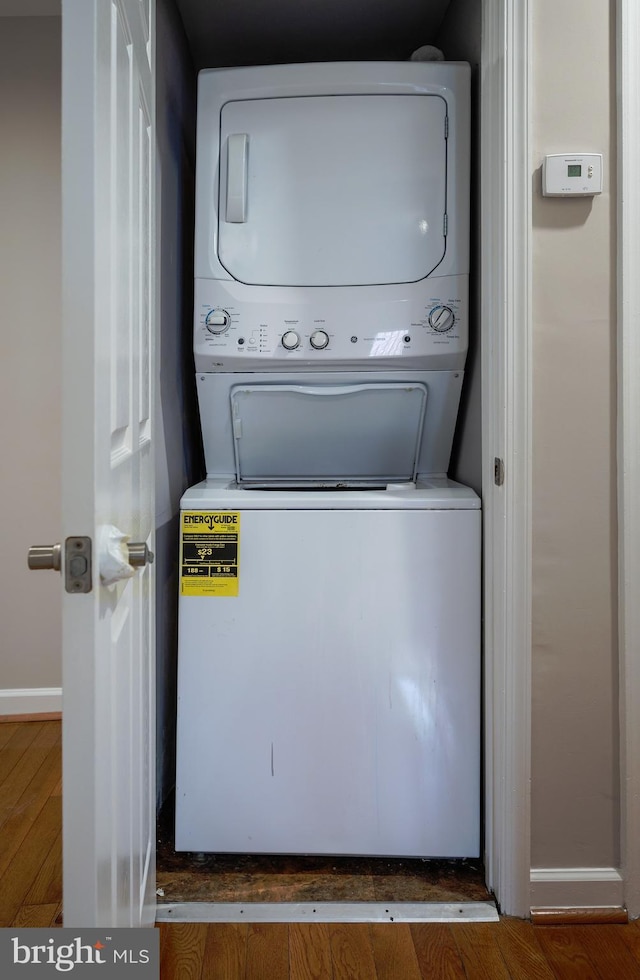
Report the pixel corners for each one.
[531,868,624,911]
[617,0,640,921]
[0,687,63,716]
[480,0,532,918]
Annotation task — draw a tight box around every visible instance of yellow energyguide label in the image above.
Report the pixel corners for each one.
[180,511,240,596]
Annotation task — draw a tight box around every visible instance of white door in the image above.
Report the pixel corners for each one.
[61,0,156,927]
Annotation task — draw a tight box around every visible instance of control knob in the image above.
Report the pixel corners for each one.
[281,330,301,350]
[310,329,329,350]
[205,309,231,334]
[428,305,455,333]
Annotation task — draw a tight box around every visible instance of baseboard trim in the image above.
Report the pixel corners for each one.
[530,868,624,910]
[0,688,62,717]
[0,712,62,723]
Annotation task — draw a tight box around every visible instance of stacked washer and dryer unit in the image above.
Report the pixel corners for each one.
[175,62,480,859]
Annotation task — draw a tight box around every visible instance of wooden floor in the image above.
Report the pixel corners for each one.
[0,719,62,928]
[5,719,640,978]
[157,919,640,978]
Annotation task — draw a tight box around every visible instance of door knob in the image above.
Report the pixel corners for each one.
[98,526,153,585]
[28,538,92,592]
[28,534,153,588]
[27,543,62,572]
[126,542,155,567]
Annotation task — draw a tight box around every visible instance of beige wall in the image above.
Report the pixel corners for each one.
[0,17,62,690]
[531,0,618,867]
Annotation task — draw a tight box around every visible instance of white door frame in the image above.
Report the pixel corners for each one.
[161,0,535,920]
[485,0,640,920]
[617,0,640,921]
[163,0,538,920]
[481,0,532,918]
[163,1,537,921]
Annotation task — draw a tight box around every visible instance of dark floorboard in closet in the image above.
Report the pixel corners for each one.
[156,794,491,904]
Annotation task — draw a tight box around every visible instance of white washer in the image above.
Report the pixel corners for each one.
[176,62,479,857]
[176,480,480,857]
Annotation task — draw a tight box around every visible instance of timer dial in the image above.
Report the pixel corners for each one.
[428,305,455,333]
[310,329,330,350]
[205,309,231,334]
[281,330,301,350]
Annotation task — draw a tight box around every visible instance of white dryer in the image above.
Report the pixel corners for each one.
[175,62,480,858]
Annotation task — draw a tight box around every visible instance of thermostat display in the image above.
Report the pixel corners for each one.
[543,153,603,197]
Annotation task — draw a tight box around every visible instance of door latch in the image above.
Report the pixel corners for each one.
[65,537,92,593]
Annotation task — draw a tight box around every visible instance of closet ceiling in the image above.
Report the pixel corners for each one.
[174,0,452,70]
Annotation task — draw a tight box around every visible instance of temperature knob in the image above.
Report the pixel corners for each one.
[281,330,301,350]
[428,305,455,333]
[310,329,329,350]
[205,309,230,334]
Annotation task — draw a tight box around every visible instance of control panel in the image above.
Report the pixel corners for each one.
[542,153,603,197]
[194,276,468,372]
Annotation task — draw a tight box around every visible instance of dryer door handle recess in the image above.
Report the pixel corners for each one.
[226,133,248,223]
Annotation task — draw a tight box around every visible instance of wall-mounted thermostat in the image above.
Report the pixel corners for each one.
[542,153,603,197]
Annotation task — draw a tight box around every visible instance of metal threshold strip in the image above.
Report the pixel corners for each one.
[155,901,499,923]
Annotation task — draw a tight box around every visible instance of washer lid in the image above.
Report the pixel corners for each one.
[230,382,428,486]
[218,95,447,287]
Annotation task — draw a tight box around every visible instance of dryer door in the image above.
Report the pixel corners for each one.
[218,95,447,287]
